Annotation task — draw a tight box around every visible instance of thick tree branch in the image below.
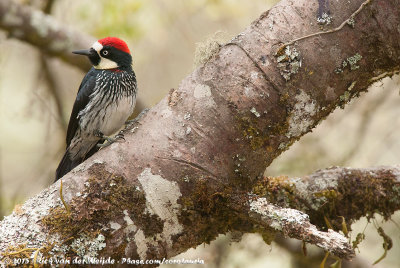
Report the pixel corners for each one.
[1,0,400,266]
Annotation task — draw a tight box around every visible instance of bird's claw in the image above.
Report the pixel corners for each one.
[97,132,125,149]
[125,119,137,125]
[97,138,116,149]
[115,132,125,141]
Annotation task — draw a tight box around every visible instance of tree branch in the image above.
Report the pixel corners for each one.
[248,198,354,259]
[38,0,68,131]
[1,0,400,266]
[256,166,400,229]
[0,0,93,71]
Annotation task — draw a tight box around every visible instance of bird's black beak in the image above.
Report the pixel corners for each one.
[73,48,99,66]
[72,49,93,56]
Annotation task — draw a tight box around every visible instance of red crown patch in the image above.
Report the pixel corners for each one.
[98,37,130,54]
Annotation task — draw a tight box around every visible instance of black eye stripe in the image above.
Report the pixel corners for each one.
[88,49,100,66]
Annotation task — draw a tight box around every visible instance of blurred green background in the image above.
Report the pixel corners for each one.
[0,0,399,267]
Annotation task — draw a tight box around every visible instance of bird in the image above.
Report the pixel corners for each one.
[55,37,137,182]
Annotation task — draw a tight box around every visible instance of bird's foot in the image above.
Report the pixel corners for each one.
[97,135,125,149]
[125,119,137,125]
[95,130,125,149]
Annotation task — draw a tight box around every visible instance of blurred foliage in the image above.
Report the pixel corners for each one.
[77,0,143,39]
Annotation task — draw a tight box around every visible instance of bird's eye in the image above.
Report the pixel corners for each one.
[101,50,109,56]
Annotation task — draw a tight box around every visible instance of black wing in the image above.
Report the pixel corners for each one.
[66,67,98,147]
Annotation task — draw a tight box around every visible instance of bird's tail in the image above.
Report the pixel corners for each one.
[55,141,103,182]
[55,149,80,182]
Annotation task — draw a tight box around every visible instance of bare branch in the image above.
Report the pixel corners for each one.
[38,0,67,131]
[0,0,94,71]
[280,0,372,49]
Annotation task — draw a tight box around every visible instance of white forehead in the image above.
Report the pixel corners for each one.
[92,41,103,52]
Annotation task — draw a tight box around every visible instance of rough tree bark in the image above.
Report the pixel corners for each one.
[1,0,400,267]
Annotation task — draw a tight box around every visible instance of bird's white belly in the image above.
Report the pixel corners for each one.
[79,95,135,139]
[99,97,135,136]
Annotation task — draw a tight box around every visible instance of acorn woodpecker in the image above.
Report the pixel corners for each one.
[55,37,137,182]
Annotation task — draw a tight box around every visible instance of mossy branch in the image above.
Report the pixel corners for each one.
[245,165,400,260]
[254,166,400,229]
[248,197,354,259]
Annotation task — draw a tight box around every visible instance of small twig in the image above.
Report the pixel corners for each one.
[33,247,44,268]
[320,251,330,268]
[278,0,372,51]
[5,247,38,256]
[373,242,388,265]
[338,216,349,237]
[60,180,70,215]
